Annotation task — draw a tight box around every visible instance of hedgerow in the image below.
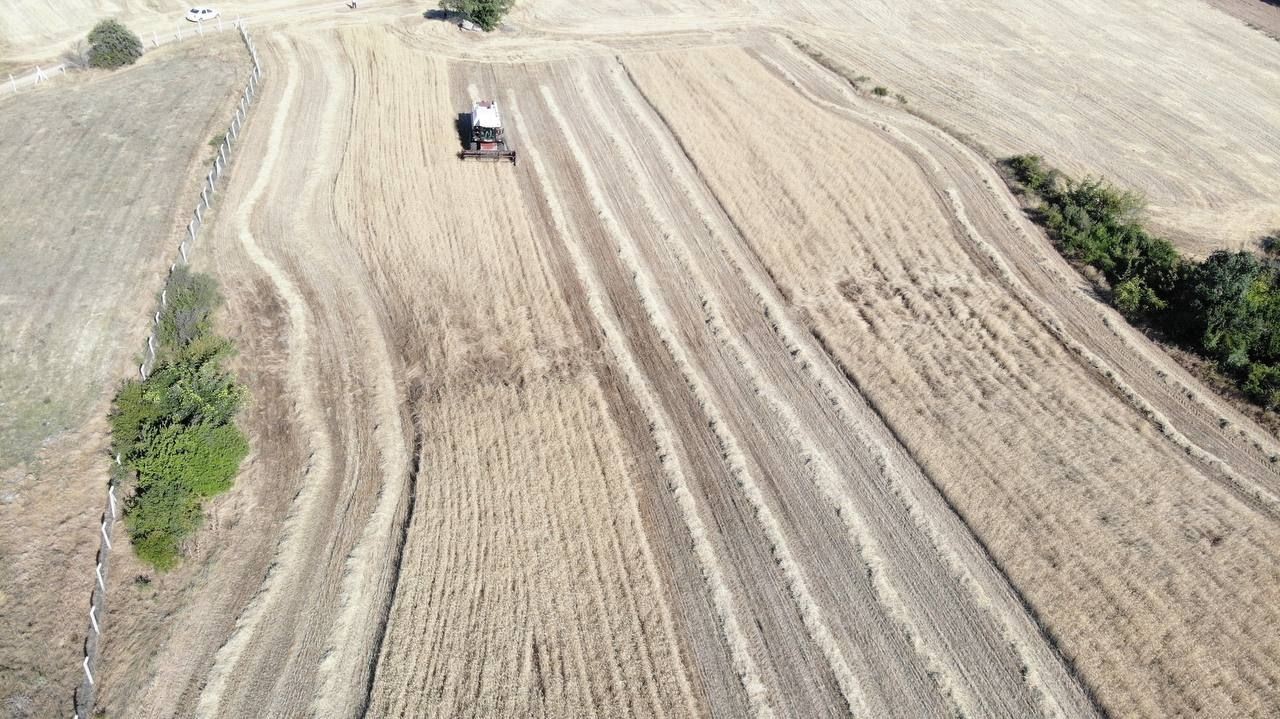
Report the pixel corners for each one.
[1005,154,1280,409]
[110,268,248,570]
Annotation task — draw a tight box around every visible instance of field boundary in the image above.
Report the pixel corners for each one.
[69,23,263,719]
[5,15,248,97]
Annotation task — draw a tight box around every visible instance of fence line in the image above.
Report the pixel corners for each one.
[7,14,247,97]
[71,21,263,719]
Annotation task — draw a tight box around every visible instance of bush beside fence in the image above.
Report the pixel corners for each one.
[70,20,262,719]
[7,14,245,96]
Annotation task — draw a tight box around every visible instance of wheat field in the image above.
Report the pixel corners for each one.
[25,1,1275,717]
[624,43,1280,717]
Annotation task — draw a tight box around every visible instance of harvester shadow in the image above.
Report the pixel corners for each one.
[454,112,471,152]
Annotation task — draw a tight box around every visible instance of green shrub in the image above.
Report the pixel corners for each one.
[132,422,248,498]
[1006,154,1055,196]
[159,267,222,351]
[126,479,203,571]
[440,0,514,30]
[110,337,244,458]
[1113,276,1166,318]
[111,270,248,571]
[110,379,165,459]
[87,20,142,69]
[1262,231,1280,259]
[1245,363,1280,409]
[156,336,245,425]
[872,86,889,97]
[1004,155,1280,413]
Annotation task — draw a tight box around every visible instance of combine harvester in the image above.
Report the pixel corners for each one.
[459,100,517,164]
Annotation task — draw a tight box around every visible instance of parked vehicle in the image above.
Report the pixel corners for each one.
[185,7,220,22]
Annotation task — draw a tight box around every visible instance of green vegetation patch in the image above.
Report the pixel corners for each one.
[1004,154,1280,410]
[87,19,143,70]
[110,268,248,570]
[440,0,514,31]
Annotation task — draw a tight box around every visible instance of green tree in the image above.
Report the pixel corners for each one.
[440,0,514,30]
[87,20,143,69]
[1113,276,1166,318]
[1181,251,1269,368]
[1244,363,1280,409]
[1003,154,1280,414]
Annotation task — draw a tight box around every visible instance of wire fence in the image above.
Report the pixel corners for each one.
[71,21,263,719]
[7,14,247,96]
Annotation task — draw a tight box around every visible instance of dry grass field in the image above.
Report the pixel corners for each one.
[6,0,1280,718]
[0,37,246,719]
[1206,0,1280,37]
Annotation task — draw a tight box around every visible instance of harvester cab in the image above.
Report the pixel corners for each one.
[459,100,517,164]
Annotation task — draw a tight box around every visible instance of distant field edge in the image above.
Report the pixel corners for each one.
[999,155,1280,443]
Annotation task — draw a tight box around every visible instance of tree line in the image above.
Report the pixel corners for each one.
[1005,154,1280,410]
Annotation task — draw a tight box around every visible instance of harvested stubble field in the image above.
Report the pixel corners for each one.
[0,37,247,719]
[9,0,1280,718]
[522,0,1280,255]
[1205,0,1280,38]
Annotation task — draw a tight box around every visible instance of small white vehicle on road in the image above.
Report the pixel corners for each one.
[185,7,220,22]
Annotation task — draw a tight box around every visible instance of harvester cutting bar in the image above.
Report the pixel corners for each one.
[459,147,518,163]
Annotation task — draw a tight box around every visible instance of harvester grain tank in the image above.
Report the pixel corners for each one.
[459,100,517,164]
